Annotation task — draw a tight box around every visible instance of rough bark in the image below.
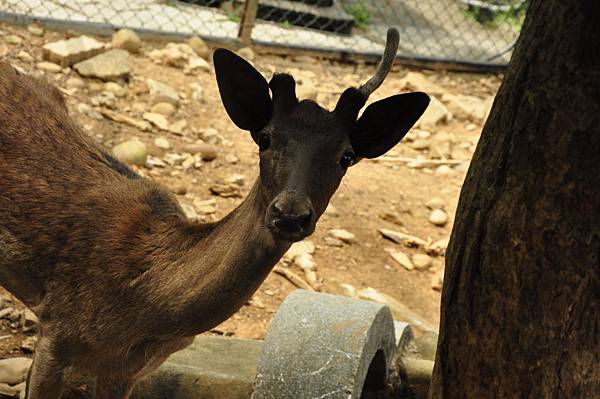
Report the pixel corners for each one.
[430,1,600,398]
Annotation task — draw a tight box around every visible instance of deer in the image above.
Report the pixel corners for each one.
[0,28,428,398]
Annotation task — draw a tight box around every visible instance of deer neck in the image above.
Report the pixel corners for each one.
[157,177,291,335]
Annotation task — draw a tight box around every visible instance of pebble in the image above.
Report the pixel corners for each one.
[36,61,62,73]
[284,240,315,261]
[431,270,444,291]
[380,211,403,226]
[147,78,180,106]
[411,139,430,151]
[20,336,37,353]
[112,140,147,166]
[324,237,344,247]
[151,102,176,117]
[225,174,245,186]
[112,29,141,53]
[210,183,241,198]
[225,154,239,164]
[429,209,449,227]
[76,102,103,119]
[425,197,445,210]
[5,35,23,45]
[294,253,316,271]
[143,112,169,130]
[237,47,255,61]
[104,81,128,98]
[180,203,199,221]
[17,51,32,62]
[27,24,45,36]
[184,143,218,161]
[42,35,105,67]
[412,254,433,270]
[453,161,470,173]
[389,250,414,271]
[170,183,188,195]
[435,165,455,175]
[168,119,187,135]
[188,36,209,59]
[193,198,217,214]
[327,229,357,244]
[66,77,86,89]
[74,49,131,81]
[154,137,171,150]
[466,123,477,131]
[0,357,32,385]
[323,204,340,217]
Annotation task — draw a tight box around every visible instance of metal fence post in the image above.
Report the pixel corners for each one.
[238,0,259,46]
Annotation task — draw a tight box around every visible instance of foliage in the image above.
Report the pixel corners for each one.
[465,0,529,29]
[343,1,371,30]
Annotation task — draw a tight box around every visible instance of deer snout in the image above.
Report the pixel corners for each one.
[266,192,315,242]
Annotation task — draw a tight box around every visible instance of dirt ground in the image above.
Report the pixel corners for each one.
[0,22,501,362]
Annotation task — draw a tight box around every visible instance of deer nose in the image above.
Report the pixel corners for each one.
[268,194,315,240]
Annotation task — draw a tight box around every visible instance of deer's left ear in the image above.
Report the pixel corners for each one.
[350,92,429,159]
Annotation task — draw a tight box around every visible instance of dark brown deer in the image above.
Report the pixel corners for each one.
[0,28,428,398]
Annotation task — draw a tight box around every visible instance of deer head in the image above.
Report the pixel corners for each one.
[213,29,429,242]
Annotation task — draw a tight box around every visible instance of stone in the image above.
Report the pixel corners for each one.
[380,211,404,226]
[76,103,103,119]
[284,240,315,261]
[193,198,217,215]
[147,78,180,106]
[22,309,38,332]
[294,253,316,271]
[112,140,147,166]
[399,71,446,96]
[466,123,478,131]
[197,128,220,144]
[411,139,430,151]
[400,358,434,399]
[435,165,454,175]
[425,197,445,210]
[131,336,261,399]
[253,290,396,399]
[143,112,169,130]
[327,229,356,244]
[180,203,199,221]
[36,61,62,73]
[443,94,494,123]
[412,254,433,270]
[210,183,241,198]
[0,382,25,397]
[17,51,33,62]
[429,209,449,227]
[0,357,32,385]
[186,56,211,73]
[91,92,117,109]
[418,96,450,130]
[5,35,23,45]
[167,120,187,135]
[66,77,86,89]
[104,82,128,98]
[236,47,255,61]
[324,204,339,217]
[389,250,414,271]
[225,174,245,186]
[170,183,188,195]
[454,161,470,173]
[184,143,218,161]
[225,154,239,164]
[430,238,449,254]
[153,137,171,150]
[190,83,204,102]
[27,24,44,36]
[74,49,131,81]
[112,29,141,53]
[431,270,444,291]
[188,36,210,59]
[150,102,176,117]
[42,35,105,67]
[21,336,37,352]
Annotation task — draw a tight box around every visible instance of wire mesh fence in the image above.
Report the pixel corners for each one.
[0,0,527,69]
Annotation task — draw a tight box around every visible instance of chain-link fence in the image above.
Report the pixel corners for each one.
[0,0,527,69]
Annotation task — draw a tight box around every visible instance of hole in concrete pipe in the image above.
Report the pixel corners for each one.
[361,349,387,399]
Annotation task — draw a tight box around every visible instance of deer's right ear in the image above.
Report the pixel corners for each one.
[214,49,273,132]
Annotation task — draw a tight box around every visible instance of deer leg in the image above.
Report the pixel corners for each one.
[94,377,133,399]
[24,336,68,399]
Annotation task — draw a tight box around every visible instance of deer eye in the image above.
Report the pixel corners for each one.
[257,133,271,151]
[340,151,356,169]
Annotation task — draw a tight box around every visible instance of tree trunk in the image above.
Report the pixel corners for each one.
[430,1,600,398]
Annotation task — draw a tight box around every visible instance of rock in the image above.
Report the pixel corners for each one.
[184,143,218,161]
[143,112,169,130]
[151,102,176,117]
[237,47,255,61]
[389,250,414,271]
[380,211,403,226]
[27,24,44,36]
[327,229,356,244]
[190,83,204,102]
[399,72,446,96]
[412,254,433,270]
[0,357,32,385]
[430,238,449,254]
[153,137,171,150]
[36,61,62,73]
[76,102,103,120]
[284,240,315,261]
[429,209,449,227]
[104,82,128,98]
[418,96,450,130]
[167,120,187,135]
[22,309,38,332]
[425,197,445,210]
[324,237,344,247]
[431,270,444,291]
[112,140,147,166]
[112,29,141,53]
[323,204,340,217]
[294,253,316,271]
[466,123,477,131]
[42,35,105,67]
[453,161,470,173]
[435,165,454,175]
[411,139,430,151]
[17,51,33,62]
[186,56,211,73]
[91,92,117,109]
[443,94,493,123]
[169,183,188,195]
[180,203,199,221]
[74,49,131,81]
[225,174,245,186]
[197,128,221,144]
[188,36,209,59]
[147,78,180,106]
[0,382,25,397]
[193,198,217,215]
[210,183,241,198]
[21,336,37,353]
[5,35,23,45]
[66,77,86,89]
[225,154,239,164]
[181,154,195,171]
